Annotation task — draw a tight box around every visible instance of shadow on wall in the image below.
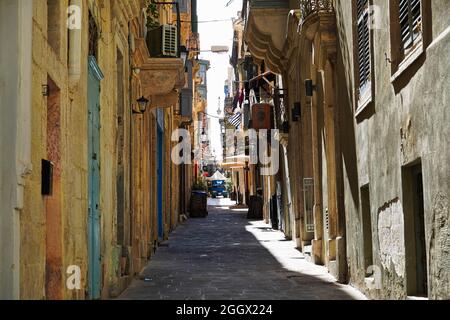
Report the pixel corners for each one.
[334,3,360,211]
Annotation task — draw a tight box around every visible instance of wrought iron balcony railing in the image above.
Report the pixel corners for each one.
[299,0,334,21]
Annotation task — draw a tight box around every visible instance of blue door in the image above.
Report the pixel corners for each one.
[157,126,164,239]
[87,56,103,299]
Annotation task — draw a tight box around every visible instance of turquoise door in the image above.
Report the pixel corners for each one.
[87,56,103,299]
[157,109,164,239]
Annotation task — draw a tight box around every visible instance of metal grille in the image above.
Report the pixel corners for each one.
[299,0,334,20]
[303,178,315,233]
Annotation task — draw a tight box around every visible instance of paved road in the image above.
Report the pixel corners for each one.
[119,198,366,300]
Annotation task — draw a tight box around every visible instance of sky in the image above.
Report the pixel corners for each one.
[197,0,243,161]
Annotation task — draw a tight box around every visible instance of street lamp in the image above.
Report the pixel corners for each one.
[209,46,229,53]
[191,46,229,54]
[180,45,189,68]
[134,96,150,114]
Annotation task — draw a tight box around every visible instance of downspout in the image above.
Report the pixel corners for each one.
[128,22,134,247]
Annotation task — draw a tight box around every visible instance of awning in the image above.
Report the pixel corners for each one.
[206,171,228,181]
[244,5,290,74]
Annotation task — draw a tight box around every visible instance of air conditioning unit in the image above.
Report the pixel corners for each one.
[146,24,178,58]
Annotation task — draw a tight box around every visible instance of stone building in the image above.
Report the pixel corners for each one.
[0,0,33,300]
[240,0,449,299]
[222,12,252,206]
[0,0,199,300]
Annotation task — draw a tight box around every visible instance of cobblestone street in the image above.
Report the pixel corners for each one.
[119,199,366,300]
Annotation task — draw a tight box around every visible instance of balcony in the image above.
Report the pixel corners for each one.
[298,0,336,58]
[132,37,185,109]
[299,0,334,21]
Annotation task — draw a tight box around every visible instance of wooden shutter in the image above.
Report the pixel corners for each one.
[399,0,422,50]
[356,0,371,93]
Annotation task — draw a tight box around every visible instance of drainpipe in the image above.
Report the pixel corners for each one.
[128,22,134,247]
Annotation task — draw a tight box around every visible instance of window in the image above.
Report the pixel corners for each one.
[357,0,371,93]
[399,0,422,57]
[354,0,373,113]
[389,0,430,80]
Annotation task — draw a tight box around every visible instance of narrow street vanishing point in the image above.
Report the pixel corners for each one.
[119,199,366,300]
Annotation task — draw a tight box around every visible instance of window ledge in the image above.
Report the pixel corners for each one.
[406,296,428,301]
[355,87,372,117]
[390,42,424,83]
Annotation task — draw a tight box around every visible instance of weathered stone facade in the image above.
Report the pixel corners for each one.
[0,0,33,300]
[335,0,450,299]
[241,0,450,299]
[0,0,197,300]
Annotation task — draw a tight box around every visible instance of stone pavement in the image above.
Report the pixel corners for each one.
[118,198,367,300]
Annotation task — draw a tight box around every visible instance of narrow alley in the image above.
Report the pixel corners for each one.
[119,199,366,300]
[1,0,449,303]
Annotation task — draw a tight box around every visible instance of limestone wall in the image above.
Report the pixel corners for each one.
[334,0,450,299]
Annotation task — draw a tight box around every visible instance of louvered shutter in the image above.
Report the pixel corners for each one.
[162,25,178,57]
[356,0,371,94]
[399,0,422,50]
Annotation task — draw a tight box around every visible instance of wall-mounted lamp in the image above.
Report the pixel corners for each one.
[180,45,189,70]
[305,79,317,97]
[42,85,50,97]
[41,159,54,196]
[134,96,150,114]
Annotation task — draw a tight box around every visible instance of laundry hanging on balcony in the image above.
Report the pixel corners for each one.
[228,112,242,128]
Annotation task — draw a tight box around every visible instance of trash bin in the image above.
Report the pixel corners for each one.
[247,195,263,220]
[190,191,208,218]
[270,195,279,230]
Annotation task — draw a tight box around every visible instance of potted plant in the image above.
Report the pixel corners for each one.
[192,178,208,192]
[145,0,161,57]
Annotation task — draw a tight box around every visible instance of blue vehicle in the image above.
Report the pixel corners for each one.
[209,179,228,198]
[207,171,229,198]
